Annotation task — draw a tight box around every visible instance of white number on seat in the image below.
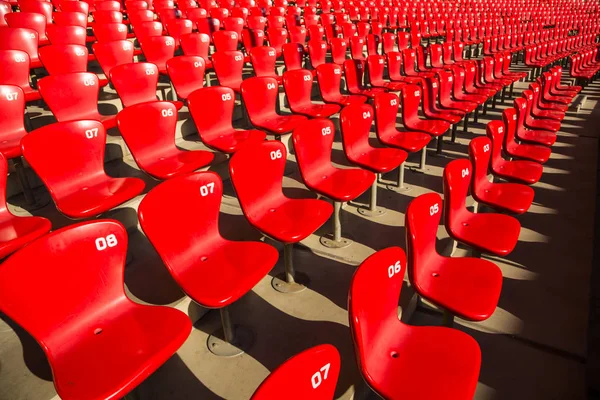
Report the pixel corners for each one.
[118,25,126,32]
[95,234,118,251]
[146,68,156,75]
[234,55,243,61]
[85,128,99,138]
[387,260,402,278]
[267,82,276,90]
[461,168,469,178]
[498,126,504,134]
[5,92,18,101]
[221,93,232,101]
[161,108,174,117]
[303,74,312,81]
[14,54,26,62]
[414,90,420,96]
[200,182,215,196]
[334,68,341,75]
[321,126,332,135]
[270,149,283,160]
[75,48,86,56]
[362,111,371,119]
[268,50,275,56]
[194,61,203,68]
[123,43,132,50]
[429,203,439,216]
[165,39,175,46]
[390,98,397,106]
[83,78,95,86]
[483,144,490,152]
[311,363,331,389]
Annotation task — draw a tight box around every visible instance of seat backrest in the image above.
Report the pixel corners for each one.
[339,103,373,159]
[288,25,306,44]
[397,31,409,50]
[92,23,128,43]
[223,16,244,37]
[0,219,130,355]
[212,50,245,89]
[485,119,506,170]
[0,85,27,148]
[330,37,348,64]
[0,50,32,92]
[514,97,528,131]
[213,30,239,52]
[110,62,160,107]
[166,56,206,100]
[134,21,164,42]
[282,42,304,71]
[405,192,443,285]
[180,32,211,60]
[0,27,40,64]
[165,18,194,46]
[52,11,87,28]
[18,1,53,21]
[348,246,406,388]
[292,118,336,186]
[442,158,471,229]
[366,34,380,56]
[241,28,265,50]
[315,63,344,103]
[240,76,279,124]
[282,69,313,110]
[251,344,341,400]
[140,35,176,70]
[39,44,88,75]
[366,54,388,86]
[138,171,224,276]
[229,140,287,222]
[350,36,366,60]
[93,10,124,24]
[46,25,86,46]
[343,59,367,93]
[249,45,277,77]
[372,92,401,142]
[501,107,518,147]
[116,101,178,172]
[399,84,422,126]
[21,120,111,200]
[93,40,134,78]
[188,86,237,145]
[5,12,47,40]
[307,39,327,68]
[267,27,288,53]
[468,136,493,196]
[37,72,102,122]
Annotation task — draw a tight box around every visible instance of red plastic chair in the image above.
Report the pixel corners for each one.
[315,63,368,107]
[340,104,407,215]
[180,32,213,68]
[283,69,340,118]
[0,50,40,102]
[0,219,191,399]
[349,246,481,400]
[282,42,304,71]
[502,107,551,164]
[252,344,340,399]
[230,141,333,292]
[400,84,450,138]
[38,44,108,86]
[366,55,406,91]
[46,25,87,46]
[165,18,194,47]
[293,118,375,248]
[92,23,129,43]
[0,27,42,68]
[343,59,387,98]
[307,39,327,68]
[406,192,503,324]
[21,120,145,218]
[513,97,557,147]
[249,45,282,84]
[92,40,134,79]
[386,51,424,85]
[60,0,90,13]
[117,102,213,180]
[38,72,117,130]
[52,11,87,28]
[213,30,240,52]
[133,20,164,43]
[0,85,29,158]
[469,137,534,214]
[5,12,48,46]
[267,27,288,54]
[521,89,561,133]
[0,151,51,259]
[138,171,277,355]
[140,35,176,74]
[166,56,206,101]
[188,86,266,153]
[241,77,307,135]
[18,1,52,21]
[212,50,245,92]
[330,37,348,65]
[486,120,543,185]
[110,63,183,110]
[241,28,266,51]
[443,158,521,256]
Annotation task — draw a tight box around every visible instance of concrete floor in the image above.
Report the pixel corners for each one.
[0,61,598,400]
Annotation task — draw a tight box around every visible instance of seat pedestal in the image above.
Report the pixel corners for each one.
[271,243,308,293]
[387,163,412,192]
[320,201,352,248]
[208,307,255,357]
[358,177,386,217]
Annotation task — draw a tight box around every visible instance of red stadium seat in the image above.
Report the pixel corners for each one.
[249,46,282,84]
[45,25,87,46]
[110,62,183,110]
[38,44,108,86]
[252,344,340,399]
[21,120,145,218]
[502,107,551,163]
[330,38,348,65]
[0,27,42,68]
[282,69,340,118]
[93,40,134,79]
[293,118,375,248]
[0,151,51,258]
[38,72,117,130]
[133,21,164,43]
[166,56,206,101]
[513,97,557,146]
[0,85,29,158]
[93,9,124,24]
[0,219,191,399]
[18,1,53,22]
[117,102,214,180]
[469,137,534,214]
[282,42,305,71]
[140,35,176,74]
[241,28,266,50]
[366,55,406,91]
[188,86,267,153]
[213,30,240,52]
[59,0,89,14]
[406,192,503,323]
[180,32,213,68]
[223,17,244,39]
[212,50,245,92]
[92,23,129,42]
[316,63,368,107]
[485,120,543,185]
[241,77,307,135]
[443,158,521,256]
[0,50,40,102]
[340,104,407,215]
[267,27,288,54]
[386,51,424,85]
[230,141,333,292]
[349,246,481,400]
[343,59,387,98]
[165,18,194,47]
[521,89,561,132]
[139,171,277,355]
[307,39,327,68]
[5,12,48,46]
[52,11,87,28]
[400,85,450,138]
